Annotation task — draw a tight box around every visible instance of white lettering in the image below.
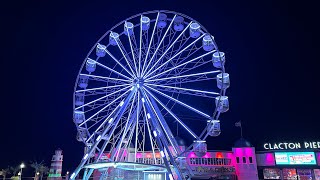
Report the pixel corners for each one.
[304,142,310,149]
[264,141,320,150]
[313,142,317,148]
[278,143,284,149]
[288,143,295,149]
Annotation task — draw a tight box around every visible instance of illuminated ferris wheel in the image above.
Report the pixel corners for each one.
[72,10,230,180]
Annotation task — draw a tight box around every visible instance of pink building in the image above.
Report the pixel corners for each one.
[90,138,320,180]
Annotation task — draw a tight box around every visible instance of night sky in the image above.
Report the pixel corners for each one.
[1,0,319,176]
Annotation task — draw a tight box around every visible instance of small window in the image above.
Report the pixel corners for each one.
[236,157,240,163]
[249,157,253,163]
[243,157,246,163]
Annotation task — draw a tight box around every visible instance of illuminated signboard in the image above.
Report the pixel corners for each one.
[264,141,320,150]
[275,152,317,165]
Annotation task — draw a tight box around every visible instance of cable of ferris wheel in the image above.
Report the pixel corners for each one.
[143,87,199,140]
[142,21,192,77]
[144,30,204,79]
[145,85,213,120]
[125,23,139,77]
[141,12,160,76]
[145,49,216,81]
[103,47,135,78]
[141,15,177,76]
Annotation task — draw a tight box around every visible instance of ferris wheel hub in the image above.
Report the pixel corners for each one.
[132,78,144,87]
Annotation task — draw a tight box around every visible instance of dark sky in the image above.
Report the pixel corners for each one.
[1,0,319,176]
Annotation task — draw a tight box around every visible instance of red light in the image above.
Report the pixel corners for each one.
[155,153,161,158]
[216,152,223,158]
[146,153,152,158]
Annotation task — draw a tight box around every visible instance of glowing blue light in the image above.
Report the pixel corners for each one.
[83,154,89,160]
[119,101,124,107]
[70,173,75,179]
[153,130,157,137]
[160,151,165,157]
[142,98,145,103]
[96,135,101,141]
[108,118,114,124]
[147,113,151,119]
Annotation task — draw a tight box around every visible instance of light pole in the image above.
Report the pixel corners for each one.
[19,163,25,180]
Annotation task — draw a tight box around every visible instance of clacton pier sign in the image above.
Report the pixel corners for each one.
[264,141,320,150]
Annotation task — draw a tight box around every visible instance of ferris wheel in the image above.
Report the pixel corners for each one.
[71,10,230,180]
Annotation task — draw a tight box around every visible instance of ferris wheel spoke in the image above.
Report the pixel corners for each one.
[146,83,219,98]
[75,86,131,110]
[145,85,213,120]
[79,88,133,127]
[125,23,139,77]
[142,102,157,164]
[145,50,216,81]
[142,15,177,77]
[80,74,132,83]
[112,92,137,161]
[103,48,135,78]
[143,87,199,139]
[114,37,137,78]
[143,22,193,77]
[141,90,179,155]
[76,84,129,93]
[145,70,220,83]
[94,60,132,80]
[144,33,205,79]
[138,16,143,77]
[141,12,160,77]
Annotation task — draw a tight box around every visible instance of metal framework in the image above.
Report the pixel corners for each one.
[72,10,230,180]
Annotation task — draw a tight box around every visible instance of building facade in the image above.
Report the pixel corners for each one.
[90,139,320,180]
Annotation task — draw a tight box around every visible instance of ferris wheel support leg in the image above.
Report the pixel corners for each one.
[84,169,94,180]
[140,90,187,180]
[70,89,136,180]
[141,97,184,180]
[82,168,88,180]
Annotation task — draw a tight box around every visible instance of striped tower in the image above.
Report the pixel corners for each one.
[48,149,63,180]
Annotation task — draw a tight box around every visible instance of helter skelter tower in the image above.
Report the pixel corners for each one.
[72,10,230,180]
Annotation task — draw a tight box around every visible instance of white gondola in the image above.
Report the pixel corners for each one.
[75,93,84,106]
[215,96,229,113]
[173,16,184,31]
[124,22,134,36]
[157,13,167,28]
[76,128,88,142]
[74,111,85,124]
[207,120,221,137]
[78,75,88,88]
[217,73,230,89]
[203,35,214,51]
[96,43,106,57]
[109,32,119,46]
[193,140,207,157]
[190,23,201,38]
[86,58,96,73]
[212,51,225,68]
[141,16,150,31]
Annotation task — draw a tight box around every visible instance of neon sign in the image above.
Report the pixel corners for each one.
[264,142,320,150]
[275,152,316,165]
